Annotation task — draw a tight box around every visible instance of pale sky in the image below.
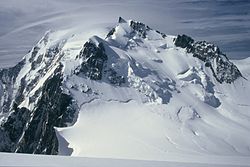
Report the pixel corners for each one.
[0,0,249,68]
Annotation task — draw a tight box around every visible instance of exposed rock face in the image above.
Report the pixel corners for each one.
[106,28,116,38]
[0,107,29,152]
[118,16,127,23]
[0,60,25,114]
[0,31,76,154]
[0,31,66,115]
[76,40,126,85]
[106,68,125,86]
[174,34,242,83]
[0,65,76,154]
[130,21,152,38]
[174,34,194,50]
[76,41,107,80]
[106,17,166,39]
[130,20,167,38]
[15,68,75,154]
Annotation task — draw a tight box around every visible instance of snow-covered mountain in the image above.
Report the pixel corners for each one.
[0,17,250,159]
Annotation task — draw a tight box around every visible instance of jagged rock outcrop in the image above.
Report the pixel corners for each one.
[129,20,166,38]
[130,20,152,38]
[75,39,125,85]
[75,41,107,80]
[174,34,243,83]
[0,107,29,152]
[107,17,166,39]
[0,60,25,114]
[0,65,76,154]
[15,68,76,154]
[174,34,194,50]
[0,32,76,154]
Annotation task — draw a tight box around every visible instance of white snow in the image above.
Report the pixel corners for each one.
[1,152,250,167]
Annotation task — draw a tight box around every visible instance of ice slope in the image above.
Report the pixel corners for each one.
[1,152,250,167]
[54,19,250,159]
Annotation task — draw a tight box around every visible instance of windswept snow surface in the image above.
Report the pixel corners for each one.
[1,152,250,167]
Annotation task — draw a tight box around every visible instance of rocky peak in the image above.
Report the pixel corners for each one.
[174,34,194,51]
[75,39,107,80]
[118,16,127,23]
[0,64,77,154]
[129,20,152,38]
[107,17,166,39]
[75,37,125,85]
[174,34,243,83]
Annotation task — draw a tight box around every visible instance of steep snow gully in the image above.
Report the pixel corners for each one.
[0,18,250,162]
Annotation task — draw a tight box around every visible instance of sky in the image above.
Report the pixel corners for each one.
[0,0,249,68]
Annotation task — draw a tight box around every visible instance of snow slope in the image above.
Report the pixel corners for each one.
[1,152,250,167]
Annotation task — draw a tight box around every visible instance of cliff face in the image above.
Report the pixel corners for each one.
[174,34,242,83]
[0,63,76,154]
[0,31,76,154]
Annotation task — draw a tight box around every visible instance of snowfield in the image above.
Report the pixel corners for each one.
[1,152,250,167]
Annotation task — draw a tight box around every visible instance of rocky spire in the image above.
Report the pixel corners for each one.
[118,16,127,23]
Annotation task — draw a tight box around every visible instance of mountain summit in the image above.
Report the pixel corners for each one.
[0,17,250,158]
